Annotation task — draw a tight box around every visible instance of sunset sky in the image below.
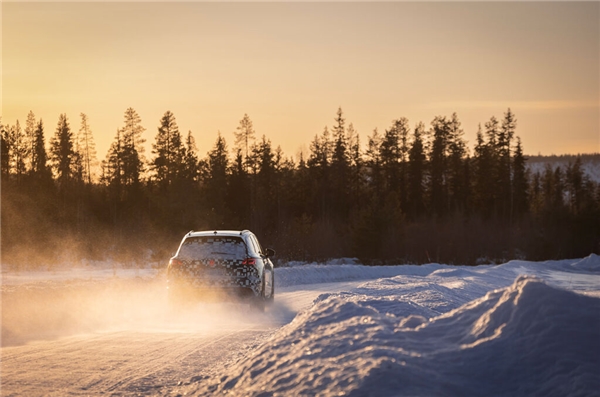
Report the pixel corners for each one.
[3,1,599,161]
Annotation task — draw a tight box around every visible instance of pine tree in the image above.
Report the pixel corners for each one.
[308,127,331,170]
[473,120,498,218]
[121,134,142,187]
[205,132,229,224]
[307,126,333,221]
[365,127,383,200]
[25,111,37,172]
[332,107,346,141]
[233,114,256,171]
[0,119,10,180]
[541,165,565,214]
[253,135,277,230]
[407,122,427,218]
[330,108,351,218]
[380,117,410,212]
[31,120,52,182]
[120,108,145,187]
[497,109,516,220]
[77,113,98,184]
[50,114,75,188]
[121,108,146,161]
[10,120,27,182]
[446,113,468,213]
[227,148,250,226]
[346,123,362,210]
[511,137,528,218]
[151,111,183,187]
[429,116,449,216]
[181,130,200,182]
[102,129,124,189]
[566,157,584,215]
[380,120,401,194]
[530,170,543,215]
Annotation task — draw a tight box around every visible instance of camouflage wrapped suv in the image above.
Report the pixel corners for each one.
[167,230,275,310]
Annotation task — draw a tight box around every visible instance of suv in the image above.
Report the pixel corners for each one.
[167,230,275,310]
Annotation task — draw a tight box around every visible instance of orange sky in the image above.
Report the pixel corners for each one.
[3,2,599,162]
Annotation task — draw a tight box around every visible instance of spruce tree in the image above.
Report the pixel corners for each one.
[511,137,528,218]
[346,123,362,209]
[50,114,75,188]
[151,110,183,187]
[102,129,124,189]
[497,109,516,220]
[31,120,52,182]
[253,135,277,230]
[380,120,401,194]
[330,108,350,218]
[447,113,468,214]
[227,148,250,226]
[10,121,27,183]
[365,128,383,201]
[429,116,449,216]
[120,108,145,187]
[205,132,229,225]
[407,122,427,218]
[308,127,331,170]
[566,157,584,215]
[121,108,146,162]
[182,130,200,182]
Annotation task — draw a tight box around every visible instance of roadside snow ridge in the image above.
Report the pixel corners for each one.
[207,276,600,397]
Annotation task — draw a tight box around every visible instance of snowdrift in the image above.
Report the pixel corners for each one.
[206,273,600,396]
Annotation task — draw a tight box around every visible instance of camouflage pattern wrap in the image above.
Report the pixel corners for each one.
[169,236,262,295]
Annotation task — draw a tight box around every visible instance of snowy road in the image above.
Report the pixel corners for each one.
[0,279,362,397]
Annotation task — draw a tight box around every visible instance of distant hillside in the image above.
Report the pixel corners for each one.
[526,153,600,182]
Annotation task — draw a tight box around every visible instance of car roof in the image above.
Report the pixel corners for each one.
[184,230,253,238]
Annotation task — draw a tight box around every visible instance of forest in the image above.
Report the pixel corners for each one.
[1,108,599,268]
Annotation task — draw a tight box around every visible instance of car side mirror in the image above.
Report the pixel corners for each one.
[265,248,275,258]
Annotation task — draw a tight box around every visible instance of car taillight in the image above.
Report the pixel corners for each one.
[169,258,183,267]
[242,258,256,265]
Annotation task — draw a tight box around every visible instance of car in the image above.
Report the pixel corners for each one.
[166,230,275,310]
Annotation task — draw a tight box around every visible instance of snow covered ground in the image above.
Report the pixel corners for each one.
[196,255,600,396]
[2,255,600,396]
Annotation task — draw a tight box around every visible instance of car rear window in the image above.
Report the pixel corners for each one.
[178,236,247,261]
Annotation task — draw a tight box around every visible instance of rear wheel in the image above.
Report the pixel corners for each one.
[251,276,266,312]
[267,271,275,304]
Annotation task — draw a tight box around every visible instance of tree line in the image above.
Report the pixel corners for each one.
[1,108,599,268]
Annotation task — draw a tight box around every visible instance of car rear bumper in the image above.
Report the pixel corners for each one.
[167,277,261,299]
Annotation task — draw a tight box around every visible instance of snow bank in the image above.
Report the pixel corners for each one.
[274,254,600,290]
[570,254,600,272]
[208,276,600,397]
[192,256,600,396]
[275,263,443,288]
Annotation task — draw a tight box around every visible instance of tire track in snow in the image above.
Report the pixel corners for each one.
[1,326,273,396]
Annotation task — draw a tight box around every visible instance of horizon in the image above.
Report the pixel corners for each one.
[3,2,599,159]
